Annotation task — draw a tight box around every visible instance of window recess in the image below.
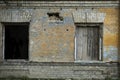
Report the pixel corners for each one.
[75,24,102,61]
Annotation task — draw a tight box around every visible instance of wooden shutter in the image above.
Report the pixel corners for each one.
[76,26,99,61]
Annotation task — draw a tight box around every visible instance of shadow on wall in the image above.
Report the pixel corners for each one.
[118,2,120,78]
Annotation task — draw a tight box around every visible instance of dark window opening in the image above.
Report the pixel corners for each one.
[3,23,29,60]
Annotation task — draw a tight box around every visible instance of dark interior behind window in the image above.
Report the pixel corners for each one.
[3,23,29,60]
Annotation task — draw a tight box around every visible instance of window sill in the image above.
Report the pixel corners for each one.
[74,60,106,63]
[4,59,29,62]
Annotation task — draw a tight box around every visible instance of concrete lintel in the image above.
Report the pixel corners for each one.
[73,10,106,23]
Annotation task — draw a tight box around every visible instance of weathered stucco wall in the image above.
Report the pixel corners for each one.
[0,8,119,62]
[99,8,119,62]
[30,9,75,62]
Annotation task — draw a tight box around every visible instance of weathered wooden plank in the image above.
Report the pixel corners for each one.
[76,26,82,60]
[89,27,92,60]
[92,27,94,59]
[81,27,84,60]
[79,27,83,60]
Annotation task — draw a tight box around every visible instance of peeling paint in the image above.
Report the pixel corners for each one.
[104,46,118,61]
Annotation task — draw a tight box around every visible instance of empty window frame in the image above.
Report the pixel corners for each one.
[75,24,102,61]
[2,22,29,60]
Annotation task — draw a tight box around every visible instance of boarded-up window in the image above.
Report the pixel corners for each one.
[76,26,100,61]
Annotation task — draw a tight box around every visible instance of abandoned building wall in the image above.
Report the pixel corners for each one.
[0,8,119,62]
[99,8,119,62]
[0,1,119,79]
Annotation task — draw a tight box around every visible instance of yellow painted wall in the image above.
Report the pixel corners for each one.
[99,8,119,61]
